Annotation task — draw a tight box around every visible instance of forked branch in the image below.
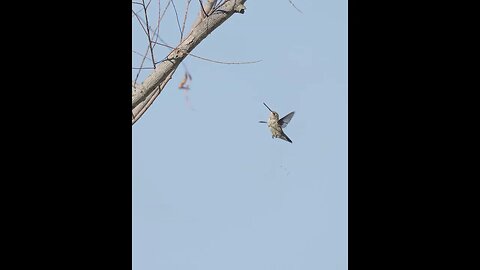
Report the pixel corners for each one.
[132,0,247,125]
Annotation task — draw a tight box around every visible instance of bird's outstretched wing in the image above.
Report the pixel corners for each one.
[278,112,295,128]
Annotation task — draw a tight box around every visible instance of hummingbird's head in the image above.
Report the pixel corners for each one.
[263,103,279,119]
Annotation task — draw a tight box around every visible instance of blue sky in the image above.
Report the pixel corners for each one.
[132,1,347,269]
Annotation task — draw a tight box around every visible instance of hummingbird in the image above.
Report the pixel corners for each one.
[259,102,295,143]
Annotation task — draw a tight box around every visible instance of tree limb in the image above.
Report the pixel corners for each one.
[191,0,217,29]
[132,0,246,117]
[132,69,175,125]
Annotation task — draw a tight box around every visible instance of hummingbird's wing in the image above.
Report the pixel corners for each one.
[278,112,295,128]
[279,132,293,143]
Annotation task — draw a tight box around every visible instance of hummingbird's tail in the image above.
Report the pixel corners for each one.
[279,132,293,143]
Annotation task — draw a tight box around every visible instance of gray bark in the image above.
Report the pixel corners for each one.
[132,0,246,125]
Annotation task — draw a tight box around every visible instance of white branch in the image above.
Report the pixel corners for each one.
[132,69,175,124]
[132,0,246,115]
[191,0,217,29]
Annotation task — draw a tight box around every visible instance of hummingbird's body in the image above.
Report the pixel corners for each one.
[259,103,295,143]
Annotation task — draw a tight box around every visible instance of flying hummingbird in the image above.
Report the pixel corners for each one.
[259,102,295,143]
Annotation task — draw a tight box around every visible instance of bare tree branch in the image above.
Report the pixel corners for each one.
[133,0,168,78]
[145,0,153,9]
[132,9,150,39]
[133,45,151,85]
[153,41,261,65]
[141,0,157,68]
[132,86,159,124]
[132,0,247,114]
[288,0,303,14]
[180,0,193,42]
[154,0,162,46]
[159,0,172,23]
[198,0,209,18]
[133,67,155,69]
[184,53,260,65]
[170,0,183,41]
[191,0,217,29]
[132,69,175,125]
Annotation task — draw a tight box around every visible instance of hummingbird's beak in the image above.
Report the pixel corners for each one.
[263,102,273,113]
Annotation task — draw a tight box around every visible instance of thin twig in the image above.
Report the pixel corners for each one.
[132,2,155,82]
[198,0,208,17]
[190,0,217,30]
[186,53,262,65]
[159,0,172,22]
[180,0,193,42]
[133,45,151,84]
[132,8,157,77]
[133,50,152,61]
[211,0,227,15]
[170,0,183,41]
[152,0,162,49]
[153,41,262,65]
[145,0,153,9]
[133,8,167,58]
[288,0,303,14]
[132,0,249,119]
[134,0,167,51]
[132,10,150,39]
[142,0,157,68]
[132,47,173,69]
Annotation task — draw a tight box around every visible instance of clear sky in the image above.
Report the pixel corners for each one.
[132,1,347,269]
